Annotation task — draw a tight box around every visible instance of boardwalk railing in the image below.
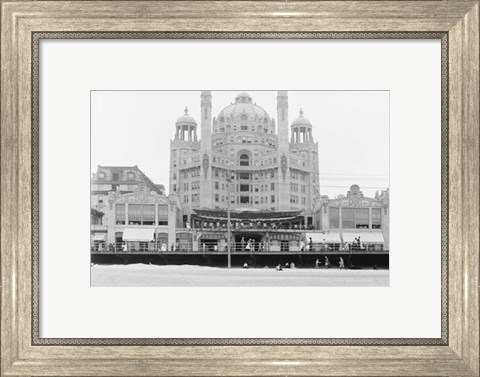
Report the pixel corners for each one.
[91,241,387,255]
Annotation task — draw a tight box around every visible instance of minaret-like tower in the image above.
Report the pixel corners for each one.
[277,90,291,210]
[169,106,197,196]
[200,90,213,208]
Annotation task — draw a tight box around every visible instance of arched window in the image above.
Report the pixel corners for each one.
[241,114,247,126]
[239,154,250,166]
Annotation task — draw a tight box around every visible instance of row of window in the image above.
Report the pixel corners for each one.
[184,193,201,203]
[97,171,136,181]
[214,123,272,134]
[329,207,382,229]
[213,169,276,180]
[91,184,139,192]
[291,171,307,181]
[115,204,168,225]
[290,195,307,205]
[212,136,277,147]
[214,194,276,205]
[290,183,306,193]
[211,156,279,168]
[175,168,200,180]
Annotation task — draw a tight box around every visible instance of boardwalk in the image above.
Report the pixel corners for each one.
[91,264,389,287]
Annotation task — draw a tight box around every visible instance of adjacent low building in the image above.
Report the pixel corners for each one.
[91,165,165,215]
[315,184,389,250]
[99,184,181,251]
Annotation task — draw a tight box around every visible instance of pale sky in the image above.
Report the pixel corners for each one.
[91,90,389,198]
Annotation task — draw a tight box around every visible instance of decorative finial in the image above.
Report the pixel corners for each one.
[184,106,188,114]
[299,108,304,116]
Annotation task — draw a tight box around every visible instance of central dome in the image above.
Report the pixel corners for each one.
[217,92,271,122]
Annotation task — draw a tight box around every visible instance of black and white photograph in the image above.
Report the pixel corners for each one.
[90,90,389,287]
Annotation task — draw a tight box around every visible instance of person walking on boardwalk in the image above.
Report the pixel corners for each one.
[315,258,320,269]
[241,237,245,252]
[339,257,345,269]
[325,256,331,269]
[300,239,305,252]
[245,239,251,252]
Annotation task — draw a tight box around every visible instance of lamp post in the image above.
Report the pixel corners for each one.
[225,169,233,269]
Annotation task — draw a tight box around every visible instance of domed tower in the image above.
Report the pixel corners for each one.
[291,109,313,144]
[175,106,198,142]
[169,106,198,196]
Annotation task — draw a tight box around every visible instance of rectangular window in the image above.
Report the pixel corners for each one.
[215,169,219,177]
[271,195,275,203]
[271,183,275,190]
[271,170,275,178]
[215,182,219,190]
[355,208,369,229]
[329,207,339,228]
[215,194,219,202]
[112,173,120,181]
[239,172,250,180]
[240,184,249,192]
[142,204,155,225]
[342,208,355,229]
[158,204,168,225]
[372,208,382,229]
[128,204,142,224]
[240,196,249,204]
[115,204,125,225]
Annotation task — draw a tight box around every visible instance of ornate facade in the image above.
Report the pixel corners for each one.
[170,91,321,227]
[318,185,390,249]
[91,165,165,215]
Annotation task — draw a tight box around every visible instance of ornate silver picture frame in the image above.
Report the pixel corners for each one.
[1,1,478,376]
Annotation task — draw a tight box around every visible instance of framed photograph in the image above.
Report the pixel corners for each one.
[1,1,478,376]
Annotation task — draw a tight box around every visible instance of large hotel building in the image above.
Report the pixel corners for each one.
[170,91,320,227]
[91,91,389,265]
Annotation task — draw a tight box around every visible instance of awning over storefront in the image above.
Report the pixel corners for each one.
[306,232,341,243]
[92,234,106,241]
[122,228,155,242]
[193,209,303,222]
[200,233,226,240]
[342,232,384,243]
